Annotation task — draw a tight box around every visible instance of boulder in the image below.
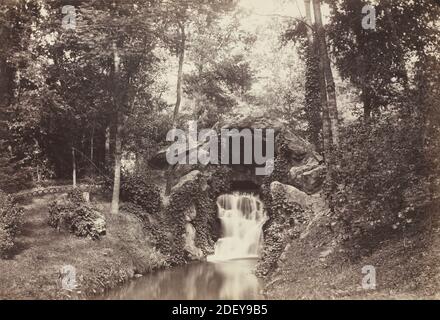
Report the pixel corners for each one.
[171,170,201,193]
[270,181,327,214]
[289,156,326,194]
[279,130,313,162]
[93,213,106,235]
[300,165,326,193]
[289,156,320,178]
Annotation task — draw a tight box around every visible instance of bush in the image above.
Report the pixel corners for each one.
[331,116,431,251]
[120,172,161,214]
[49,189,106,240]
[0,191,24,257]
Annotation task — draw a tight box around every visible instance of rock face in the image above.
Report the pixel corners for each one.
[151,115,326,194]
[278,130,313,161]
[171,170,202,193]
[224,115,326,194]
[270,181,328,216]
[288,157,326,195]
[153,116,329,263]
[166,170,208,261]
[183,223,204,260]
[257,181,329,275]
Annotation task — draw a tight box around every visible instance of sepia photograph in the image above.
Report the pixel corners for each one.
[0,0,439,305]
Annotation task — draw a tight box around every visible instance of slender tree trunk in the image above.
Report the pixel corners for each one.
[37,165,41,183]
[111,42,122,214]
[312,0,340,148]
[304,0,323,150]
[72,147,77,188]
[105,126,110,169]
[172,23,186,127]
[166,23,186,195]
[111,114,122,214]
[304,0,314,47]
[362,86,372,121]
[90,128,94,163]
[310,17,332,155]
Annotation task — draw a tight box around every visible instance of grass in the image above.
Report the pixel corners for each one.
[0,194,168,300]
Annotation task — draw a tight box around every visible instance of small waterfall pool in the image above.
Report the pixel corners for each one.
[103,259,263,300]
[102,193,266,300]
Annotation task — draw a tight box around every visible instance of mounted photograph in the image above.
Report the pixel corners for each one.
[0,0,439,301]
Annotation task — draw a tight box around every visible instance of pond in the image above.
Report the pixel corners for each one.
[102,258,264,300]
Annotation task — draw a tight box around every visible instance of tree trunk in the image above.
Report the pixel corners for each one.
[310,11,332,156]
[111,114,122,214]
[90,128,94,163]
[72,147,77,188]
[304,0,314,44]
[37,165,41,183]
[362,86,372,122]
[111,41,122,214]
[105,126,110,169]
[166,23,186,195]
[304,0,323,150]
[172,23,186,126]
[312,0,340,148]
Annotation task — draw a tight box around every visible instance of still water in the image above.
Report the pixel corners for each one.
[103,258,263,300]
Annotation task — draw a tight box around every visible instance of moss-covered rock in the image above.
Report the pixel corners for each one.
[48,189,106,240]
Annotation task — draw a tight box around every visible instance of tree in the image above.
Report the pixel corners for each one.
[173,22,185,128]
[162,0,238,194]
[303,0,323,149]
[326,0,439,120]
[312,0,340,148]
[42,0,164,212]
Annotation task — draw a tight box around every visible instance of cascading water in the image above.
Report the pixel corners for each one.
[207,193,267,262]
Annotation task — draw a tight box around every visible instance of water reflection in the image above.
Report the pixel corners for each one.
[102,259,263,300]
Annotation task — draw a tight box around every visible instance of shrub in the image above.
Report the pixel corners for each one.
[0,191,24,257]
[120,172,161,214]
[49,189,106,240]
[0,226,14,257]
[330,116,431,251]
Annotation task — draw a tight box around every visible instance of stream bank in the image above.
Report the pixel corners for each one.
[0,195,168,299]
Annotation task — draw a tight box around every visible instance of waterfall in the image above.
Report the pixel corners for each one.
[207,193,267,262]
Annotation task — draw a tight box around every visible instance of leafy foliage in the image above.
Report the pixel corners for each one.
[0,191,24,257]
[327,0,440,117]
[48,189,106,240]
[120,172,162,214]
[330,115,431,252]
